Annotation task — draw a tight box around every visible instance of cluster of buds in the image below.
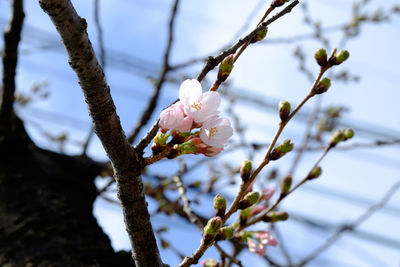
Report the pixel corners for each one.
[329,128,354,148]
[314,48,350,68]
[269,139,294,160]
[153,79,233,158]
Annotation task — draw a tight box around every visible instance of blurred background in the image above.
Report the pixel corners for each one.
[1,0,400,266]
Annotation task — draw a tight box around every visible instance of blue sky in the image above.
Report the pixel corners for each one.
[1,0,400,266]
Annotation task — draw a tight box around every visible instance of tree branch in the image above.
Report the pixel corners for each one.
[0,0,24,134]
[39,1,163,266]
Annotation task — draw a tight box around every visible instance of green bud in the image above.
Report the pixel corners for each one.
[251,26,268,43]
[216,226,235,241]
[262,211,290,222]
[270,139,294,160]
[314,77,331,95]
[217,54,234,82]
[238,192,260,209]
[331,50,350,65]
[213,194,227,218]
[278,101,291,121]
[329,130,345,147]
[343,128,354,141]
[280,175,292,196]
[314,48,328,67]
[271,0,289,8]
[239,207,252,226]
[307,166,322,180]
[203,216,222,242]
[240,160,252,182]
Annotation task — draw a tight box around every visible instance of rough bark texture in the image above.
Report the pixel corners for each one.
[0,118,134,266]
[39,1,163,266]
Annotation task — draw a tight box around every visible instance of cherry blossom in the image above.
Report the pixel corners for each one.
[200,116,233,148]
[179,79,220,123]
[256,230,278,247]
[248,239,266,256]
[159,102,184,132]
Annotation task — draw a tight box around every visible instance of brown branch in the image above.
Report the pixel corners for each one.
[0,0,24,134]
[38,1,163,266]
[127,0,180,145]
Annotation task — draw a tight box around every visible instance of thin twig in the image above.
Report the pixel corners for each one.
[0,0,24,133]
[127,0,180,144]
[298,181,400,266]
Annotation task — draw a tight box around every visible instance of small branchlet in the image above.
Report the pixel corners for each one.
[269,139,294,160]
[278,100,291,121]
[307,166,322,180]
[262,211,290,223]
[240,160,252,182]
[238,192,260,209]
[213,194,227,218]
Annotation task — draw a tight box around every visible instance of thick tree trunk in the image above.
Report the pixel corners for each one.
[0,118,134,266]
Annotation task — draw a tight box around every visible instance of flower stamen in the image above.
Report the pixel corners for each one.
[191,101,202,111]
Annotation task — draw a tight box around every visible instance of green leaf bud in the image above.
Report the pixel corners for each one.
[270,139,294,160]
[238,192,260,209]
[203,216,223,242]
[262,211,289,223]
[240,160,252,182]
[343,128,354,141]
[213,194,227,218]
[314,48,328,67]
[331,50,350,65]
[307,166,322,180]
[251,26,268,43]
[217,54,234,82]
[280,175,292,196]
[216,226,235,241]
[314,77,331,95]
[329,130,345,147]
[278,101,291,121]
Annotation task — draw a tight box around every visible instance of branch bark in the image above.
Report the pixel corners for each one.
[0,0,24,134]
[39,1,162,266]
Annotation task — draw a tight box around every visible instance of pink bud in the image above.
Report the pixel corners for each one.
[248,239,266,256]
[250,205,266,217]
[159,102,184,132]
[262,188,275,201]
[256,230,278,247]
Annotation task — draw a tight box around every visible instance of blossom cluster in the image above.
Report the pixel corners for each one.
[154,79,233,157]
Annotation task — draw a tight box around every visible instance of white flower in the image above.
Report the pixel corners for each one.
[200,116,233,148]
[179,79,220,123]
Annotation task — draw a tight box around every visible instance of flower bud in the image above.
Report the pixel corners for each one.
[280,175,292,197]
[217,54,234,82]
[307,166,322,180]
[238,192,260,209]
[343,128,354,141]
[271,0,289,8]
[314,48,328,67]
[215,226,235,241]
[251,26,268,43]
[314,77,331,95]
[213,194,227,218]
[278,101,291,121]
[201,259,219,267]
[262,188,275,201]
[330,50,350,65]
[240,160,252,182]
[329,130,345,147]
[239,207,252,226]
[262,211,289,223]
[203,217,222,242]
[269,139,294,160]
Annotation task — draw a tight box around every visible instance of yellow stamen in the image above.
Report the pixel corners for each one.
[191,101,202,111]
[209,127,218,137]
